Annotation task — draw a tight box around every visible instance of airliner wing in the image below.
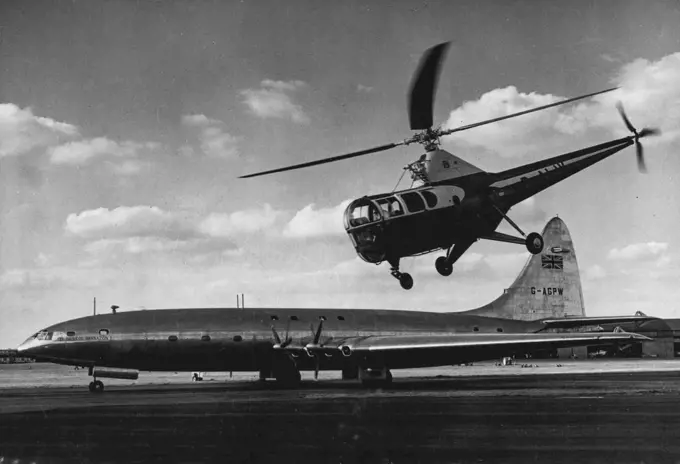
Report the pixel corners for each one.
[296,331,650,367]
[539,315,659,330]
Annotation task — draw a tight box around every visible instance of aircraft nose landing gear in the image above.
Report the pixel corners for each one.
[88,380,104,393]
[389,258,413,290]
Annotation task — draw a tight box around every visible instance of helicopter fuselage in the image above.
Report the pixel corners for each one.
[343,135,636,274]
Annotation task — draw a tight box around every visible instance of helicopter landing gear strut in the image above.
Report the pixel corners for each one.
[388,258,413,290]
[490,204,544,255]
[436,240,475,277]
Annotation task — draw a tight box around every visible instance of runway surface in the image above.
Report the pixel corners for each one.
[2,363,680,463]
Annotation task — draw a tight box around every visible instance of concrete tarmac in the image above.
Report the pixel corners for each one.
[2,367,680,463]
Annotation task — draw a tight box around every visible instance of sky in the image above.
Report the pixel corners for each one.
[1,0,679,347]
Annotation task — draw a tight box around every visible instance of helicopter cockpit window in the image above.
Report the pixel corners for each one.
[348,202,381,227]
[421,190,438,209]
[376,197,404,218]
[401,192,426,213]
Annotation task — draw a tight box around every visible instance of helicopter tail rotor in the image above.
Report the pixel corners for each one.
[616,102,661,173]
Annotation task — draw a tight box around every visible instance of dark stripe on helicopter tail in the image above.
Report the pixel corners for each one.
[489,137,633,205]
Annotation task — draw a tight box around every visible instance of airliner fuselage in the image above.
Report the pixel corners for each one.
[19,307,541,372]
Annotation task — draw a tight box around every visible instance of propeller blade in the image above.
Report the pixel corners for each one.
[616,102,636,134]
[639,127,661,138]
[440,87,618,137]
[239,142,403,179]
[636,141,647,173]
[271,326,282,346]
[314,357,320,380]
[312,319,324,345]
[408,42,451,131]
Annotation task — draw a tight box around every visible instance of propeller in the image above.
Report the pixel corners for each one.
[616,102,661,173]
[271,319,292,349]
[240,41,618,179]
[305,318,325,380]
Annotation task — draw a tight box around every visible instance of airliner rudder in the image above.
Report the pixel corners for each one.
[17,217,654,391]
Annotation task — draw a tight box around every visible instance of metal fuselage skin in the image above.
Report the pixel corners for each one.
[19,308,543,372]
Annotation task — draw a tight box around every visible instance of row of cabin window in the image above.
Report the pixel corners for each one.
[74,325,503,337]
[73,324,503,339]
[167,335,242,342]
[376,190,439,218]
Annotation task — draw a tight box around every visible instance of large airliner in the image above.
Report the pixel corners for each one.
[17,217,653,392]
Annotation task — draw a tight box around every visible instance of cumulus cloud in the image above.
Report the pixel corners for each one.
[441,52,680,158]
[241,79,310,124]
[584,264,607,280]
[607,242,669,261]
[199,126,241,158]
[283,200,351,239]
[0,103,78,157]
[65,206,195,240]
[199,204,283,237]
[181,114,221,127]
[0,266,115,291]
[48,137,159,165]
[110,159,150,175]
[84,236,190,255]
[181,114,241,158]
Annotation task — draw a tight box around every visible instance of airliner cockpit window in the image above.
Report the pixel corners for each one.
[36,331,53,341]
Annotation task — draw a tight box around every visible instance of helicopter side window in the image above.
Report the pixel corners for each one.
[401,192,425,213]
[376,197,404,218]
[421,190,438,209]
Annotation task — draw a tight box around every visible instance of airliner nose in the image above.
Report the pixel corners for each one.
[17,337,36,354]
[17,331,44,355]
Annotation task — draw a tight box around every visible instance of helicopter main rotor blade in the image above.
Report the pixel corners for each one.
[239,142,405,179]
[636,141,647,173]
[408,42,451,131]
[440,87,618,137]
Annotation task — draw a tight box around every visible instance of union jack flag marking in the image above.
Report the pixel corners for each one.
[541,254,563,270]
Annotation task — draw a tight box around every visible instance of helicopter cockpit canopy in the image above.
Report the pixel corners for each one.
[344,198,387,263]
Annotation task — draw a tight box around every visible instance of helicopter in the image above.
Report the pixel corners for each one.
[241,42,660,290]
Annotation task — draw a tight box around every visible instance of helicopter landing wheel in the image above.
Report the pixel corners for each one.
[435,256,453,276]
[525,232,544,255]
[398,273,414,290]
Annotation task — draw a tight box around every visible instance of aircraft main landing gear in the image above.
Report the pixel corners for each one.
[388,258,413,290]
